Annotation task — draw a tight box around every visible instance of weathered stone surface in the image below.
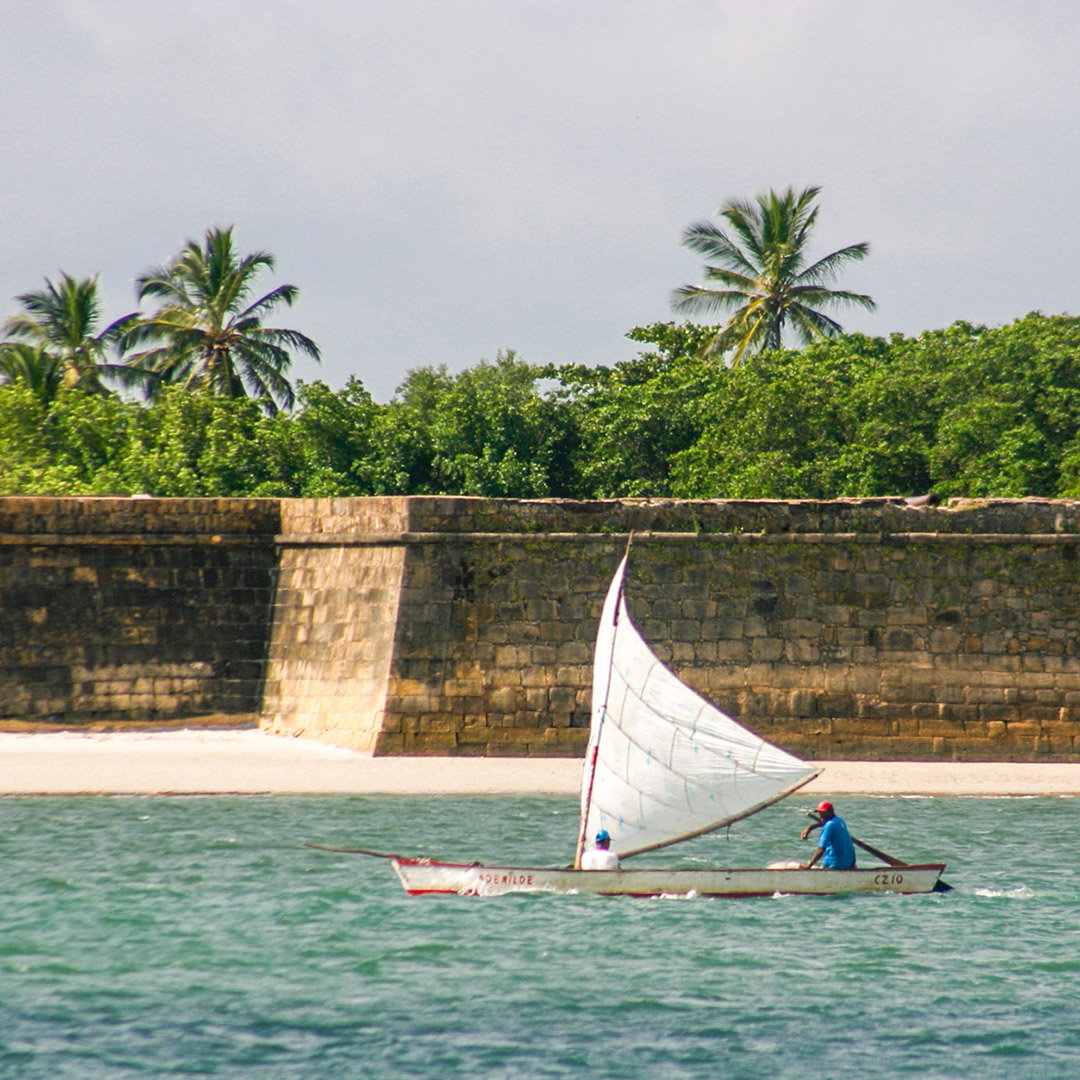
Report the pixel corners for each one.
[0,497,279,728]
[6,495,1080,759]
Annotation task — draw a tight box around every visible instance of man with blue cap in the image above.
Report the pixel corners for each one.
[580,829,620,871]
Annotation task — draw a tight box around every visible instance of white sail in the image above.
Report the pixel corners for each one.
[579,555,820,859]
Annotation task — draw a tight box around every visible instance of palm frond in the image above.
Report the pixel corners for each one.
[673,185,873,362]
[670,285,758,318]
[796,242,872,285]
[718,198,766,256]
[790,285,877,313]
[0,342,65,403]
[121,225,318,412]
[787,303,845,343]
[237,283,301,322]
[679,220,760,278]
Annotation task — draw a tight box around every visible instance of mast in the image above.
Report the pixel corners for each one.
[574,534,633,869]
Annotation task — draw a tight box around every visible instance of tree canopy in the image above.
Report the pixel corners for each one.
[2,205,1078,503]
[4,313,1080,501]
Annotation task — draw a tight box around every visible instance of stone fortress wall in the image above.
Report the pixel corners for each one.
[0,497,280,731]
[3,495,1080,761]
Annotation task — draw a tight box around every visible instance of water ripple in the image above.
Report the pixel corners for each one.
[0,793,1076,1080]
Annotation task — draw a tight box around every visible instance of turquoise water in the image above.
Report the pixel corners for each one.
[1,793,1078,1080]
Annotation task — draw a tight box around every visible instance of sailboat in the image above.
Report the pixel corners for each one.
[347,553,946,898]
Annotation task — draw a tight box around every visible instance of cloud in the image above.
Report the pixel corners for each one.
[1,0,1077,400]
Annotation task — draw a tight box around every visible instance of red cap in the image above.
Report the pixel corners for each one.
[816,801,834,813]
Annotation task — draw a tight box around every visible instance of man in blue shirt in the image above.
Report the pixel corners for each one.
[799,801,856,870]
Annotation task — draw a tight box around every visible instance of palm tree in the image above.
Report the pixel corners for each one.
[1,272,135,395]
[0,343,66,405]
[122,226,320,414]
[672,186,875,365]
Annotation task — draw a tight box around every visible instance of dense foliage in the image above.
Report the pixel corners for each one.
[2,313,1080,499]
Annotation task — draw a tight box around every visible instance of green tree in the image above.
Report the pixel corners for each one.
[369,352,578,497]
[666,314,1080,500]
[109,388,282,496]
[555,323,721,497]
[122,226,320,414]
[0,273,135,398]
[0,383,140,494]
[0,343,65,405]
[668,333,937,499]
[256,378,382,496]
[672,186,875,365]
[926,316,1080,497]
[8,311,1080,500]
[0,383,62,491]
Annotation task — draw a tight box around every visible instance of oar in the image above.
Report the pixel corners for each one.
[805,813,953,892]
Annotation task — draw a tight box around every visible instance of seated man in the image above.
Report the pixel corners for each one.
[799,801,856,870]
[580,829,620,870]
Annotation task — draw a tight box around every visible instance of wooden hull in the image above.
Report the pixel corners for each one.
[390,857,948,898]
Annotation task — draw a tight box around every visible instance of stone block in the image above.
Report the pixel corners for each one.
[419,715,465,733]
[524,688,549,710]
[406,732,458,754]
[520,667,554,689]
[879,680,935,704]
[939,703,981,724]
[756,715,831,735]
[1023,705,1061,725]
[854,609,888,628]
[714,640,749,663]
[830,716,896,736]
[490,686,521,712]
[549,686,578,713]
[817,692,857,718]
[444,678,485,697]
[850,668,881,694]
[977,703,1022,723]
[555,641,591,665]
[751,638,785,663]
[784,640,820,664]
[554,665,590,686]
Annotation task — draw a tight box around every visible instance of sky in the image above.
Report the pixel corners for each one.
[2,0,1078,403]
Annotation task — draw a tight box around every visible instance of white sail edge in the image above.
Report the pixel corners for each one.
[599,648,813,801]
[581,553,819,860]
[615,769,823,859]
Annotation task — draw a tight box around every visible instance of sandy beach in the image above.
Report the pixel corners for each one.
[0,727,1078,796]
